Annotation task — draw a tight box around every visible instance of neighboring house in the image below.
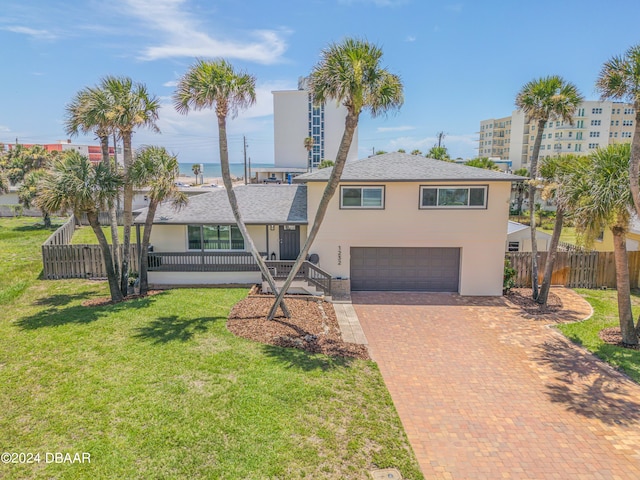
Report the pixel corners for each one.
[506,221,552,252]
[136,153,523,296]
[593,216,640,252]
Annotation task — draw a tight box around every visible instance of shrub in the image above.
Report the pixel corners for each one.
[503,258,516,294]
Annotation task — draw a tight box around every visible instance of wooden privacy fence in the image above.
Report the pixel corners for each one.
[506,251,640,289]
[42,214,140,280]
[42,244,140,280]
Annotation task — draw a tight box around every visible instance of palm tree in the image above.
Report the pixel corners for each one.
[38,151,124,302]
[129,146,188,295]
[191,163,202,185]
[173,59,290,317]
[512,167,529,215]
[596,44,640,219]
[564,143,638,344]
[66,85,122,280]
[18,169,53,227]
[464,157,500,170]
[267,37,403,320]
[536,155,588,305]
[303,136,314,171]
[100,76,160,295]
[515,76,583,300]
[426,145,451,161]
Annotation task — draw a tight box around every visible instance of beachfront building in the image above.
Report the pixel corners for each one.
[255,77,359,183]
[478,100,636,171]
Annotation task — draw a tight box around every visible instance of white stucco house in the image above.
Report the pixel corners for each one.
[135,153,523,296]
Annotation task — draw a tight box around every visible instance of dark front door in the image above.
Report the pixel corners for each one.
[279,225,300,260]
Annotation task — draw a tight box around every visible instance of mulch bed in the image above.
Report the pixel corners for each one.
[505,288,563,315]
[227,296,370,360]
[599,327,640,350]
[82,290,163,307]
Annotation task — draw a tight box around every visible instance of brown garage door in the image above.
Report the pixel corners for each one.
[350,247,460,292]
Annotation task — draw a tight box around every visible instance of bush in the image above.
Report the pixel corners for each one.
[503,258,516,294]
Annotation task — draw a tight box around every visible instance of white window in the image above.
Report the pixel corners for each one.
[508,241,520,252]
[589,131,600,138]
[591,119,601,126]
[420,186,487,209]
[623,120,634,126]
[592,107,603,114]
[588,143,599,149]
[340,186,384,209]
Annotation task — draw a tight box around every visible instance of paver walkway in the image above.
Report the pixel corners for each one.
[352,289,640,479]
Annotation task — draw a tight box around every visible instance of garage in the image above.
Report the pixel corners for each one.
[350,247,460,292]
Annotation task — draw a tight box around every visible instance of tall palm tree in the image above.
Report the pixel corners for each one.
[66,85,122,280]
[303,136,314,171]
[129,146,188,294]
[191,163,202,185]
[426,145,451,161]
[100,76,160,295]
[536,155,588,305]
[515,76,583,300]
[173,59,290,317]
[565,143,638,345]
[596,44,640,219]
[38,151,124,302]
[268,37,403,320]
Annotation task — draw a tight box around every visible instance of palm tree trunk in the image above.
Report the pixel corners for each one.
[138,201,157,295]
[537,208,563,305]
[267,110,359,320]
[87,210,124,303]
[629,101,640,217]
[100,135,121,281]
[120,133,134,296]
[611,226,638,345]
[529,119,546,300]
[216,114,290,318]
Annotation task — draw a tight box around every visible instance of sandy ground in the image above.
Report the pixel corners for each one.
[176,175,246,187]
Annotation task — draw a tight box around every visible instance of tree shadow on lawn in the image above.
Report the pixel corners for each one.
[15,296,156,330]
[133,315,225,344]
[260,343,357,372]
[34,291,99,307]
[534,338,640,426]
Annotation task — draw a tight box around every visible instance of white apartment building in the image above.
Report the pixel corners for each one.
[479,101,636,171]
[272,77,358,171]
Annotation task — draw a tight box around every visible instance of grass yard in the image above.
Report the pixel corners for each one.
[71,225,138,245]
[558,289,640,383]
[0,217,423,480]
[539,226,579,245]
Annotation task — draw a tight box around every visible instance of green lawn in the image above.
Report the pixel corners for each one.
[557,289,640,383]
[0,217,423,480]
[71,225,138,245]
[539,226,579,245]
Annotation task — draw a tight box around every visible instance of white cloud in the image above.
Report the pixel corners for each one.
[119,0,289,64]
[405,35,416,42]
[163,80,178,87]
[377,125,415,133]
[1,26,57,40]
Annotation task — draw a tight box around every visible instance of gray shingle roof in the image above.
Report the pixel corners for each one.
[294,152,526,182]
[134,184,307,225]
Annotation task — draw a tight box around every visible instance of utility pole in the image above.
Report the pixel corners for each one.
[248,156,252,184]
[243,135,248,185]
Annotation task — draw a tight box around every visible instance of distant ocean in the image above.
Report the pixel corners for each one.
[178,162,274,179]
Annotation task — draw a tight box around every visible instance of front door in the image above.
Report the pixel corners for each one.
[279,225,300,260]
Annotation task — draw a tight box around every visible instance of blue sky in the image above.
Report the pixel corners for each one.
[2,0,640,164]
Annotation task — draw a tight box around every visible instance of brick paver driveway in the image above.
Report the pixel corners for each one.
[352,290,640,479]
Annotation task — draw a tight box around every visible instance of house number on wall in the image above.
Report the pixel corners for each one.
[337,245,342,266]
